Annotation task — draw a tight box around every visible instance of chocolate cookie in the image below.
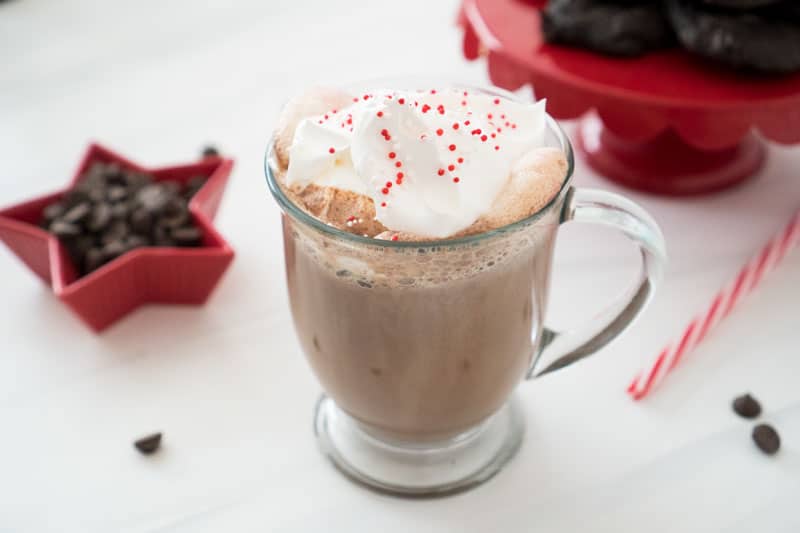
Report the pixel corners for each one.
[542,0,676,57]
[667,0,800,73]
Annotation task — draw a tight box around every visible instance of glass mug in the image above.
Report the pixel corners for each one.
[264,83,666,496]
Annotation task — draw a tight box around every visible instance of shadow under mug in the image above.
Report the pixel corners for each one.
[265,83,667,497]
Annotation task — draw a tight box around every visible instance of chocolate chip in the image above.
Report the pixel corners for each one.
[102,239,127,260]
[136,184,170,214]
[50,221,82,238]
[110,203,129,220]
[153,225,175,246]
[133,432,162,455]
[62,202,92,224]
[43,203,65,221]
[201,145,219,158]
[62,189,91,209]
[86,203,112,232]
[130,208,154,235]
[161,210,189,229]
[125,234,148,249]
[187,176,206,190]
[752,424,781,455]
[101,220,130,245]
[106,185,128,202]
[171,226,202,246]
[84,247,106,273]
[732,393,762,419]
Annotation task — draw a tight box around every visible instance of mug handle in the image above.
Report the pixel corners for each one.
[528,187,667,378]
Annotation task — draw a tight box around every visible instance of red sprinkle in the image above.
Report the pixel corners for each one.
[481,135,488,141]
[386,181,393,188]
[324,114,329,120]
[391,235,399,241]
[461,100,467,106]
[501,114,506,119]
[493,98,500,104]
[377,111,384,118]
[382,188,389,195]
[448,164,455,171]
[395,161,402,167]
[430,89,437,94]
[453,177,460,183]
[452,123,460,130]
[494,145,500,151]
[491,133,496,138]
[511,123,517,129]
[421,104,431,113]
[471,128,481,135]
[388,151,396,159]
[449,144,456,151]
[328,147,336,154]
[457,157,464,163]
[396,172,404,179]
[463,91,468,96]
[347,215,356,222]
[464,120,471,126]
[436,128,444,136]
[353,97,359,102]
[437,169,445,176]
[381,202,387,207]
[363,94,371,100]
[437,104,445,115]
[398,98,405,104]
[487,113,493,119]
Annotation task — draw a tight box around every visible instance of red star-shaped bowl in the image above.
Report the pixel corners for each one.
[0,143,235,332]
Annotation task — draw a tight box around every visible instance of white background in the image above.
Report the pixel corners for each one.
[1,1,799,531]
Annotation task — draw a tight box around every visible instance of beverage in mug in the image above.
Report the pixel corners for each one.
[265,83,666,495]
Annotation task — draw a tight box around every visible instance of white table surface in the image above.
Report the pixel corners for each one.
[2,1,799,531]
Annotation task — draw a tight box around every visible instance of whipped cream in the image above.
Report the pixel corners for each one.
[285,89,547,238]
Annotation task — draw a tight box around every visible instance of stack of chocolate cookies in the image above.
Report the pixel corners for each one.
[541,0,800,73]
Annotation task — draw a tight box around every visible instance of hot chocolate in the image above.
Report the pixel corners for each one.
[272,85,566,442]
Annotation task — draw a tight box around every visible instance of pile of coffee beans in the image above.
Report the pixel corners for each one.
[41,162,207,276]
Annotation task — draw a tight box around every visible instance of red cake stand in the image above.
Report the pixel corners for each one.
[458,0,800,195]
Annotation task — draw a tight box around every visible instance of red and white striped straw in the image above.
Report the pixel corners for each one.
[628,209,800,401]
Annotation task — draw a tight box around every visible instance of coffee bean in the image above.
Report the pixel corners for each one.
[50,221,82,238]
[87,203,112,232]
[202,145,219,158]
[106,185,128,202]
[732,393,762,419]
[43,203,65,221]
[134,432,162,455]
[752,424,780,455]
[84,247,107,273]
[171,226,202,246]
[136,184,171,214]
